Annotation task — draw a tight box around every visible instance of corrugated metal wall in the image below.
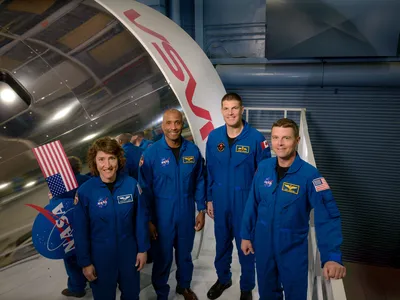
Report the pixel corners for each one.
[228,87,400,267]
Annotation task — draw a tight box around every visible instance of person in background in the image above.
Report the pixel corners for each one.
[241,118,346,300]
[139,109,206,300]
[131,131,153,150]
[48,156,90,298]
[205,93,271,300]
[73,137,149,300]
[115,133,143,180]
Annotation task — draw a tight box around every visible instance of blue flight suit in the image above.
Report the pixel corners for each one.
[139,139,153,150]
[206,120,271,291]
[73,174,149,300]
[121,142,143,180]
[51,172,90,294]
[241,154,343,300]
[139,136,206,299]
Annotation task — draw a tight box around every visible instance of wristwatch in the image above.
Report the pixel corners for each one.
[199,209,207,214]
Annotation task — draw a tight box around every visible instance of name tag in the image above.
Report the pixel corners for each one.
[117,194,134,204]
[236,145,250,154]
[282,182,300,195]
[183,156,195,163]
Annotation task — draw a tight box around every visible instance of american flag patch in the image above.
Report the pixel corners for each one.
[261,140,269,150]
[312,177,330,192]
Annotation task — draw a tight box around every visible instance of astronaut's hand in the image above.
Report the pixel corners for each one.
[323,261,346,280]
[136,252,147,271]
[194,211,205,231]
[149,222,158,240]
[206,201,214,219]
[241,239,254,255]
[83,264,97,282]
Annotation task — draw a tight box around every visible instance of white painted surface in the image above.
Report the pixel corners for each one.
[96,0,226,155]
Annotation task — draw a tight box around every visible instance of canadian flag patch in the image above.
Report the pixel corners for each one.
[261,140,269,150]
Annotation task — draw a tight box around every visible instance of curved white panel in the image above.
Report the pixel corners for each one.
[96,0,225,155]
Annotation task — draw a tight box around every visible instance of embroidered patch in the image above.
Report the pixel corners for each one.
[217,142,225,152]
[139,155,144,167]
[161,158,170,167]
[97,197,108,208]
[74,193,79,205]
[312,177,330,192]
[183,156,195,163]
[137,183,142,195]
[261,140,269,150]
[117,194,133,204]
[236,145,250,154]
[282,182,300,194]
[264,177,273,187]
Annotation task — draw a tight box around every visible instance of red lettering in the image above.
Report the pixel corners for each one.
[124,9,214,139]
[153,42,185,81]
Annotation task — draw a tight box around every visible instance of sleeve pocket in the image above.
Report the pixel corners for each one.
[323,197,341,218]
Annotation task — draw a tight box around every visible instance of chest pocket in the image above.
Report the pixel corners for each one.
[280,182,305,208]
[153,160,175,197]
[89,197,112,228]
[232,145,254,168]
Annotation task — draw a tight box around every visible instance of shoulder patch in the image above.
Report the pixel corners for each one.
[312,177,330,192]
[74,193,79,205]
[139,155,144,167]
[137,183,143,195]
[261,140,269,150]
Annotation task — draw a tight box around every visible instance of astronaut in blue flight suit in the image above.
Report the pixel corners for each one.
[241,118,346,300]
[131,130,153,150]
[49,156,90,298]
[116,133,143,180]
[139,109,206,300]
[206,93,271,300]
[73,137,149,300]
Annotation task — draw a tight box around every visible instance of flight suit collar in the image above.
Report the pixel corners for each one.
[221,119,250,142]
[94,173,125,189]
[272,152,303,174]
[160,134,188,152]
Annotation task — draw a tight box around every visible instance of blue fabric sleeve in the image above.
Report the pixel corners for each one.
[308,172,343,267]
[72,190,92,268]
[205,140,214,202]
[241,170,261,241]
[135,183,150,253]
[138,152,155,222]
[255,132,271,164]
[194,153,207,211]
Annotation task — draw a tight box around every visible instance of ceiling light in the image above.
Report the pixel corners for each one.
[0,182,10,189]
[52,105,74,121]
[0,88,16,104]
[24,181,36,188]
[82,133,99,142]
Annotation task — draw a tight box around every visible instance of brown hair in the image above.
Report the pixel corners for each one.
[272,118,300,138]
[221,92,243,106]
[87,137,126,176]
[68,156,82,174]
